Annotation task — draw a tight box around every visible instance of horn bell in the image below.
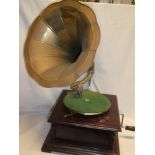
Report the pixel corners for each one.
[24,0,100,87]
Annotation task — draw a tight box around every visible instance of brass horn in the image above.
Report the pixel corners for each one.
[24,0,100,88]
[24,0,112,116]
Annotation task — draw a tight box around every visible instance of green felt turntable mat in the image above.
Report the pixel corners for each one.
[64,90,111,115]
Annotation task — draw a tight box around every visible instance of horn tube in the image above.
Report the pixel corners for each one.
[24,0,100,87]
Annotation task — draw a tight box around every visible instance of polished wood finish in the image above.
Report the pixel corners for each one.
[42,90,121,155]
[48,90,121,132]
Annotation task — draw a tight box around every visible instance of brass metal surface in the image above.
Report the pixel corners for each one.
[70,64,94,93]
[24,0,100,87]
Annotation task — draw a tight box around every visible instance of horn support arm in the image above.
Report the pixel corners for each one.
[70,63,94,96]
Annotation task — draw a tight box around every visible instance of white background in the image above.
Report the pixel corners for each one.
[19,1,135,155]
[20,0,135,120]
[4,0,155,155]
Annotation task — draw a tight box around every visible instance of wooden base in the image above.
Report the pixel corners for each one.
[42,127,120,155]
[41,90,121,155]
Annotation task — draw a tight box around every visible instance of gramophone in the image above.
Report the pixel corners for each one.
[24,0,121,154]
